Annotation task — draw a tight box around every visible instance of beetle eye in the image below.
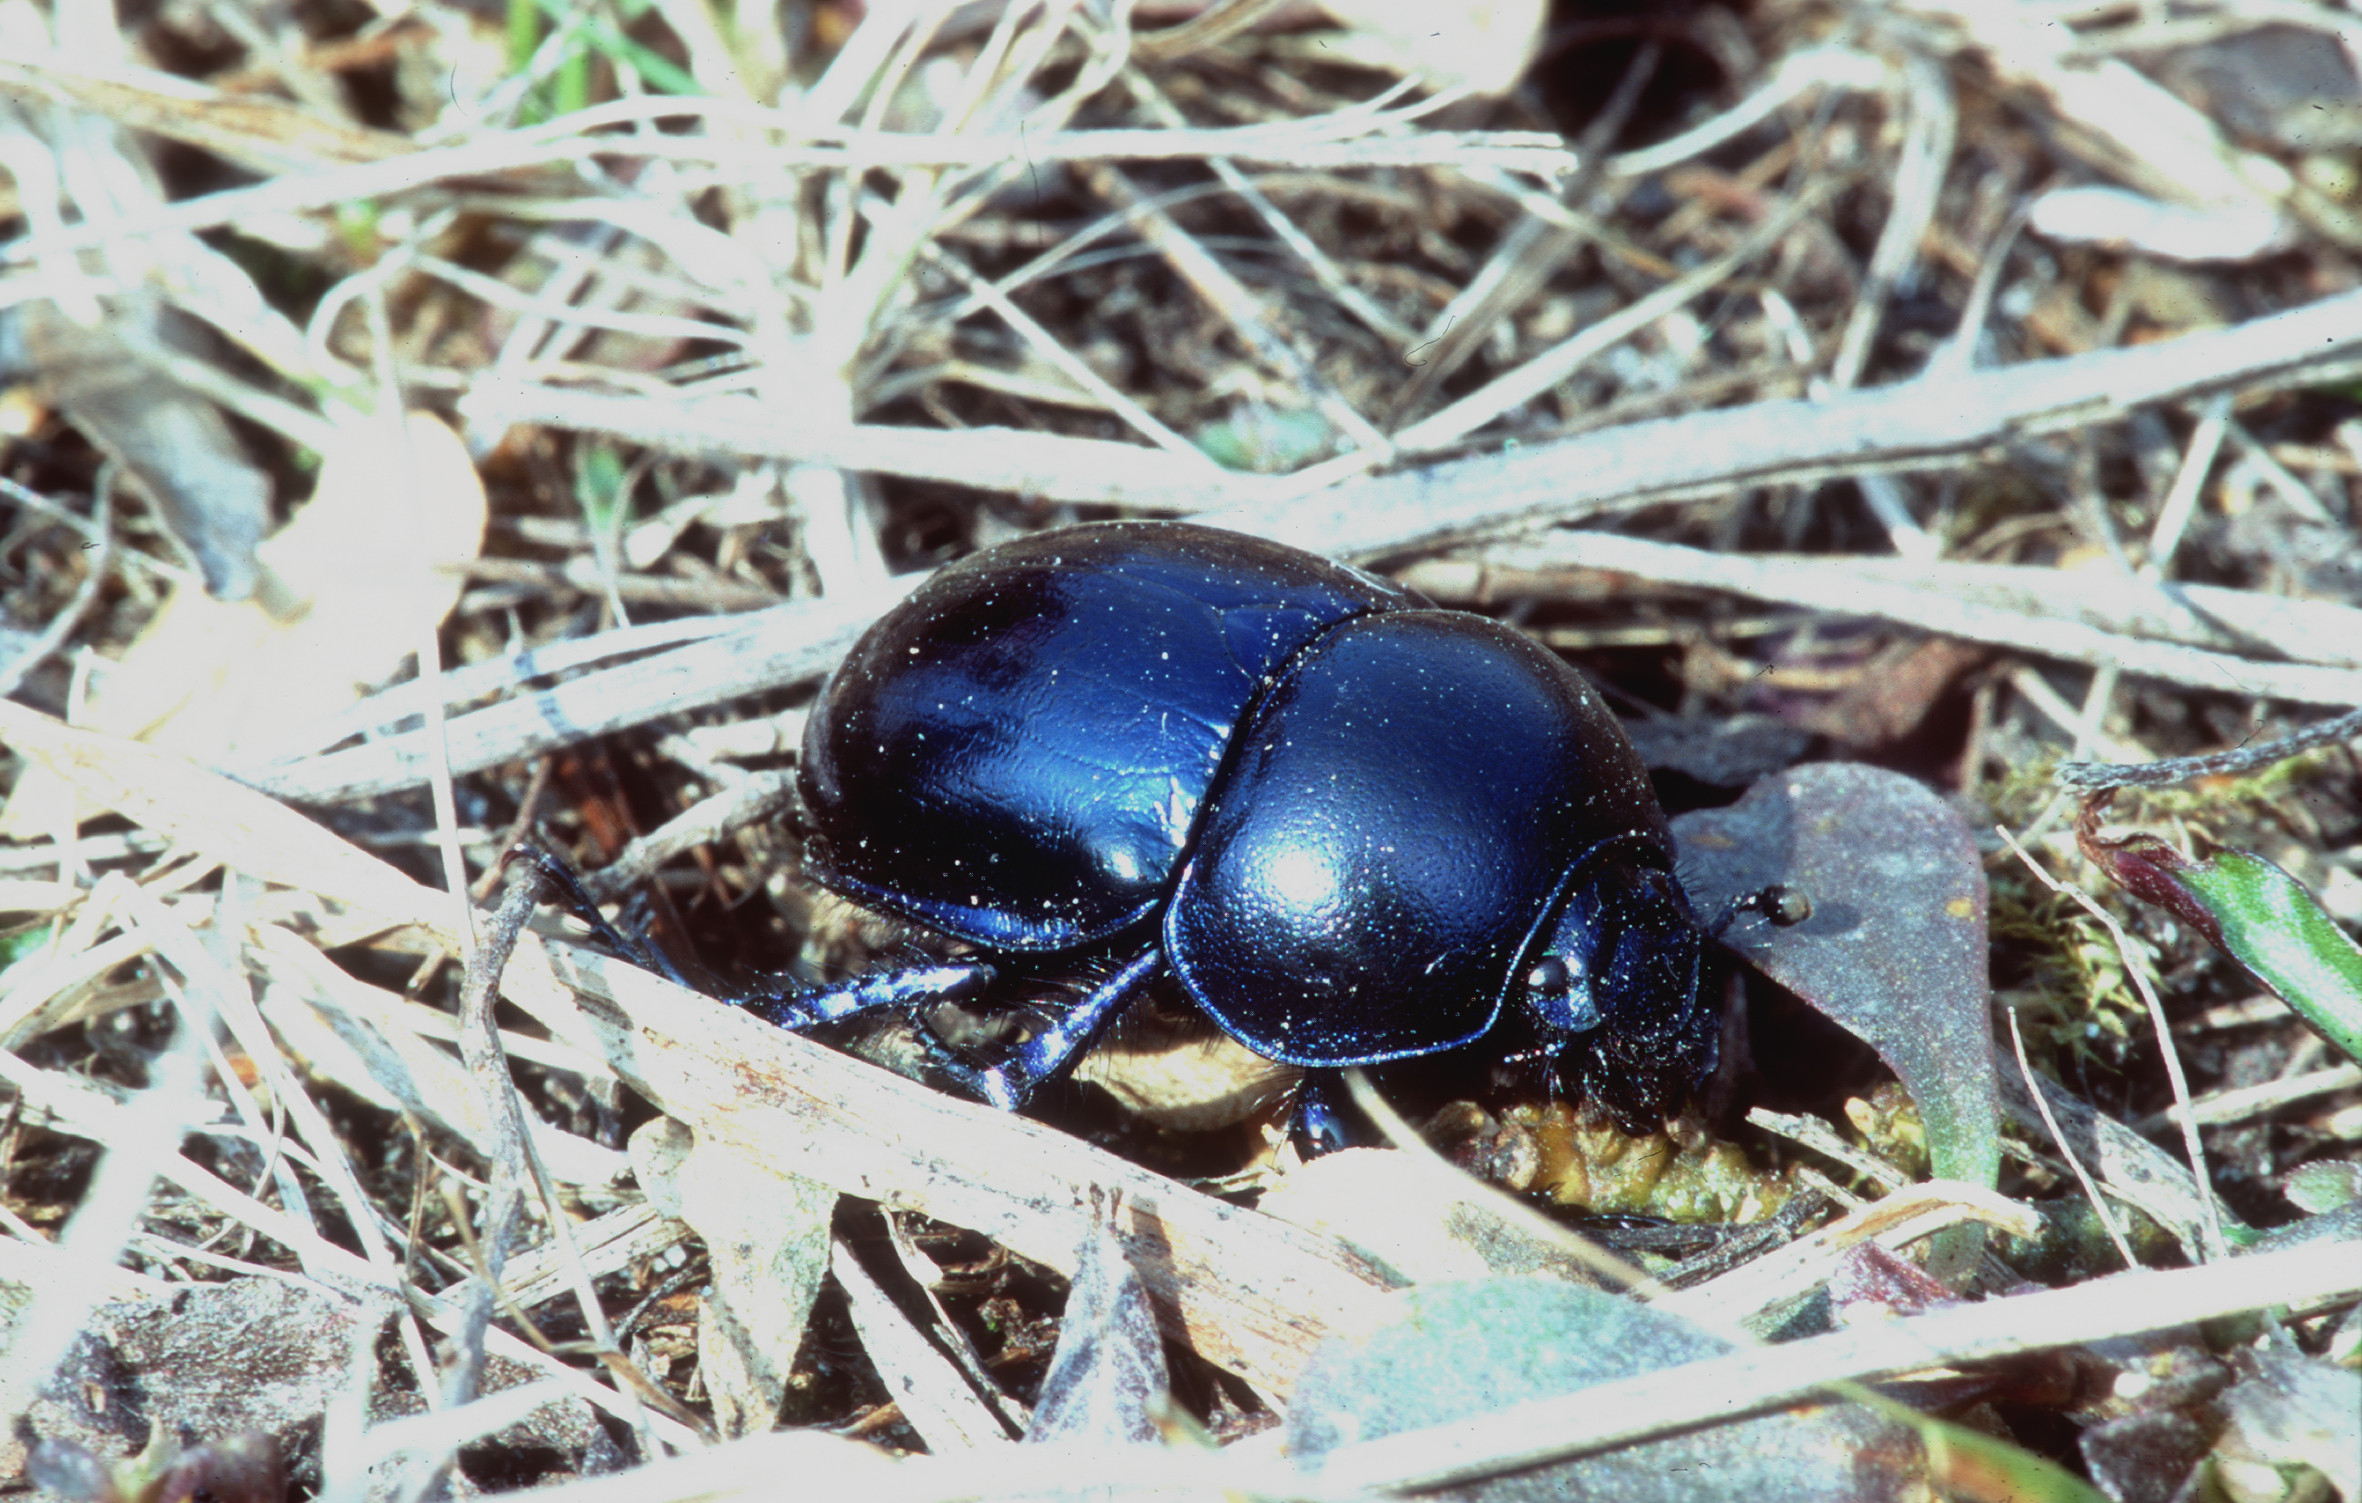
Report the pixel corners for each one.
[1525,956,1572,993]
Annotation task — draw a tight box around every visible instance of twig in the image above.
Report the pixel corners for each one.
[1603,46,1890,178]
[2142,393,2233,580]
[1822,52,1954,561]
[1828,53,1953,394]
[1744,1107,1911,1192]
[1301,1237,2355,1497]
[494,1239,2358,1503]
[0,100,1580,266]
[457,380,1260,509]
[472,758,553,904]
[2134,1063,2362,1133]
[121,881,450,1399]
[1443,532,2362,705]
[231,613,757,770]
[545,944,1395,1398]
[2056,706,2362,789]
[462,291,2362,560]
[246,597,884,802]
[830,1235,1013,1450]
[1198,285,2362,552]
[439,860,547,1413]
[2010,667,2149,766]
[578,769,798,903]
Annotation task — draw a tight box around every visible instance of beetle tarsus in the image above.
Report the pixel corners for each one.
[1705,882,1811,939]
[511,842,689,986]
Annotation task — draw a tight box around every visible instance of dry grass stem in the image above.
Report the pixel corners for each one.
[1999,826,2230,1259]
[2008,1004,2140,1269]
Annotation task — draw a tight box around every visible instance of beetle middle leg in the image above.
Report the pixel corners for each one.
[925,948,1165,1111]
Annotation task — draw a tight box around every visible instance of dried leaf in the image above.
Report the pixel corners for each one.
[629,1116,833,1439]
[2284,1161,2362,1215]
[1255,1147,1599,1287]
[2150,25,2362,153]
[0,412,485,838]
[1,296,268,599]
[1025,1211,1168,1446]
[2216,1352,2362,1501]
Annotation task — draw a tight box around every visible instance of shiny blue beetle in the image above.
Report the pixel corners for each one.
[777,522,1710,1135]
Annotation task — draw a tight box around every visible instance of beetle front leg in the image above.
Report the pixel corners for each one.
[925,948,1163,1111]
[510,843,693,986]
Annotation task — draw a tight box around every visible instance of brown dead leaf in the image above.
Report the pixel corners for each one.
[1794,637,1985,749]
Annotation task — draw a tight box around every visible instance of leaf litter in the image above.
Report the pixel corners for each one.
[0,0,2358,1500]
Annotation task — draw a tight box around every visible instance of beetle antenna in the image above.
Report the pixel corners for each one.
[1706,883,1811,940]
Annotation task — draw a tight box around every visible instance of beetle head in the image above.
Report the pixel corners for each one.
[1519,858,1712,1134]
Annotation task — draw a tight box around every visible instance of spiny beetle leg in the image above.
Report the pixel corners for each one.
[925,948,1164,1112]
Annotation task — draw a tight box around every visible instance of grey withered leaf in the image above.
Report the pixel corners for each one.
[1673,764,2001,1202]
[0,295,269,599]
[1024,1209,1169,1446]
[1290,1277,1919,1502]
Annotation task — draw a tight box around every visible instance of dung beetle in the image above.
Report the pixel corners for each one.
[754,521,1714,1140]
